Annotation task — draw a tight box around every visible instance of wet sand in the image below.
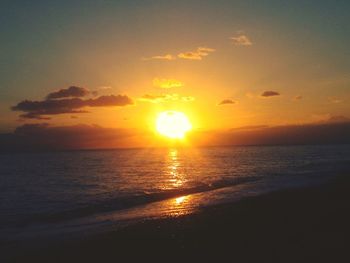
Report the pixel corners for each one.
[4,175,350,263]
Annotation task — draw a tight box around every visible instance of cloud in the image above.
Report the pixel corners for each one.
[139,94,167,103]
[153,78,184,89]
[86,95,133,107]
[143,47,215,61]
[46,86,90,100]
[0,123,141,152]
[139,93,194,103]
[12,90,134,119]
[189,121,350,147]
[218,99,235,105]
[143,54,176,61]
[178,47,215,60]
[261,91,280,97]
[230,34,253,46]
[1,119,350,152]
[293,95,302,101]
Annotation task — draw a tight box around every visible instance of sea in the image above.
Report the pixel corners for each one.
[1,144,350,242]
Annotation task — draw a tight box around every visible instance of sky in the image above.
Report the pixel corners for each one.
[0,0,349,148]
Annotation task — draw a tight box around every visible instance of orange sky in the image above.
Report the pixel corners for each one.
[1,1,349,148]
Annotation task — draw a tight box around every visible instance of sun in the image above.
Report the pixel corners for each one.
[156,111,192,139]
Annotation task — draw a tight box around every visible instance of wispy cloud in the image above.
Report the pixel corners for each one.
[178,47,215,60]
[218,99,236,105]
[142,54,176,61]
[139,93,194,103]
[230,34,252,46]
[139,94,167,103]
[293,95,303,101]
[153,78,184,89]
[144,47,215,61]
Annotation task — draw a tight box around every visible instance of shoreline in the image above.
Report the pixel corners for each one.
[3,174,350,262]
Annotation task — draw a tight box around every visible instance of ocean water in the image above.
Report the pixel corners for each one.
[1,145,350,241]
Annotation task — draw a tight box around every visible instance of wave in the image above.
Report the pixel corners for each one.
[2,176,261,228]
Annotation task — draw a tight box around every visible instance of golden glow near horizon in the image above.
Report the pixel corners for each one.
[156,111,192,139]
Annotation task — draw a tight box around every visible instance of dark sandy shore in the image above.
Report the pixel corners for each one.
[4,175,350,263]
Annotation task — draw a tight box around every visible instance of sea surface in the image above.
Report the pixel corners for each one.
[1,145,350,241]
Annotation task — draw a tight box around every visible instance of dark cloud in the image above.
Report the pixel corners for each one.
[12,95,134,119]
[189,121,350,147]
[86,95,133,107]
[218,99,235,105]
[0,124,140,152]
[46,86,89,99]
[92,91,99,97]
[1,120,350,152]
[261,91,280,97]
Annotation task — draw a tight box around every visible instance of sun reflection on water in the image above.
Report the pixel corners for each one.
[165,195,192,216]
[166,148,185,188]
[158,149,194,216]
[175,196,187,204]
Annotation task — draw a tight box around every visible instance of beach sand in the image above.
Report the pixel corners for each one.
[4,175,350,263]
